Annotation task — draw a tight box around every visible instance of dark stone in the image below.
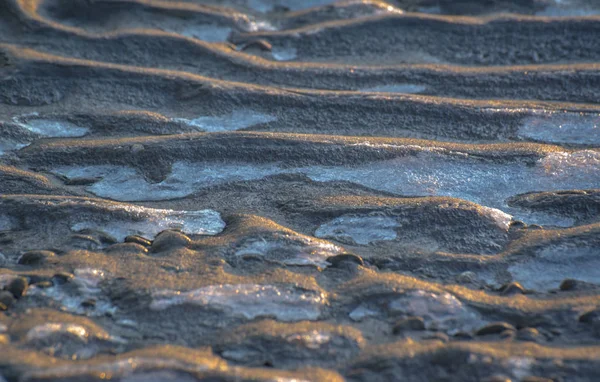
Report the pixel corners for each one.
[579,309,600,323]
[423,333,449,343]
[33,280,54,289]
[53,272,74,284]
[76,229,117,245]
[18,250,55,265]
[392,316,425,334]
[6,277,28,299]
[125,235,152,247]
[518,327,541,342]
[453,331,473,339]
[0,291,16,310]
[81,299,96,308]
[559,279,578,291]
[105,242,148,254]
[559,279,598,291]
[70,234,102,250]
[500,329,515,340]
[238,39,273,52]
[475,322,515,336]
[326,253,364,267]
[150,230,191,253]
[509,220,526,229]
[500,282,526,295]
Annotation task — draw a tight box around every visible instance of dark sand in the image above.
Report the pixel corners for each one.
[1,0,600,381]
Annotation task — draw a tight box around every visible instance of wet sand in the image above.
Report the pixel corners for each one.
[1,0,600,381]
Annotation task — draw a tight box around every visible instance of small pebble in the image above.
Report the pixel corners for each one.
[392,316,425,334]
[0,291,16,310]
[475,322,516,336]
[559,279,596,291]
[6,277,28,298]
[32,281,54,289]
[579,309,600,323]
[53,272,73,284]
[70,234,102,250]
[456,271,477,284]
[105,242,148,255]
[77,229,117,245]
[237,39,272,52]
[423,332,449,343]
[453,331,473,339]
[500,329,515,340]
[81,299,96,308]
[125,235,152,247]
[17,250,55,265]
[150,230,191,253]
[500,282,526,295]
[326,253,364,267]
[518,327,541,342]
[131,143,145,153]
[549,328,562,336]
[509,220,526,229]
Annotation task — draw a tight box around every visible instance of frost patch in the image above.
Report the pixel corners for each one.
[54,149,600,226]
[178,25,231,42]
[27,268,116,316]
[0,215,16,231]
[0,140,28,156]
[272,46,297,61]
[350,290,484,335]
[173,110,276,132]
[520,112,600,144]
[12,115,88,138]
[54,163,283,201]
[509,244,600,290]
[151,284,326,321]
[315,215,399,245]
[247,0,337,12]
[70,205,225,240]
[235,233,343,267]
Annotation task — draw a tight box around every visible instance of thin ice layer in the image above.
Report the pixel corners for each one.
[54,163,283,201]
[315,215,400,245]
[27,269,116,316]
[70,204,225,240]
[17,119,89,138]
[178,25,232,42]
[349,290,484,335]
[234,232,344,267]
[0,214,16,231]
[248,0,337,12]
[54,149,600,226]
[519,112,600,145]
[509,244,600,290]
[150,284,326,321]
[172,110,276,132]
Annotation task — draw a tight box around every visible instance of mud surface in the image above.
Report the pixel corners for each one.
[1,0,600,381]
